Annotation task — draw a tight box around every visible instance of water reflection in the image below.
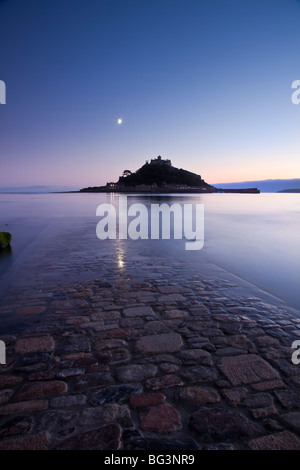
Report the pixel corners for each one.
[0,244,13,272]
[0,193,299,311]
[116,241,125,270]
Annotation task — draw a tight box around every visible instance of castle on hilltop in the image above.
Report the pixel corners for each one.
[146,155,172,167]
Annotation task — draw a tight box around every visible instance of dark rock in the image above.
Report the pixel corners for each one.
[279,412,300,433]
[129,393,166,408]
[15,380,67,400]
[58,335,91,354]
[251,406,278,419]
[203,443,235,450]
[177,349,213,366]
[274,390,300,409]
[0,432,50,450]
[221,387,248,405]
[123,306,154,317]
[0,376,22,388]
[218,354,279,386]
[122,429,146,450]
[50,394,87,408]
[71,372,114,391]
[54,423,122,450]
[213,335,256,353]
[15,336,54,355]
[244,393,274,408]
[175,387,220,405]
[140,404,182,432]
[115,364,157,383]
[219,321,242,335]
[89,384,142,405]
[271,359,300,377]
[179,366,219,383]
[0,415,33,437]
[56,368,85,378]
[147,354,182,365]
[96,348,130,365]
[248,431,300,450]
[144,437,200,450]
[0,400,48,414]
[0,232,12,249]
[79,404,119,427]
[136,333,183,354]
[116,405,133,428]
[37,410,78,436]
[251,380,286,392]
[145,374,183,390]
[190,406,263,440]
[21,352,52,365]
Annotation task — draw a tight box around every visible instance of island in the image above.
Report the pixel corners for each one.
[80,156,260,194]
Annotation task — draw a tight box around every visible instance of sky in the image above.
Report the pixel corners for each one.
[0,0,300,189]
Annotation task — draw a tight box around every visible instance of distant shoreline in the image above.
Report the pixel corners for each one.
[77,187,260,194]
[277,189,300,193]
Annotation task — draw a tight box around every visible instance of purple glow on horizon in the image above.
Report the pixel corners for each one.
[0,0,300,188]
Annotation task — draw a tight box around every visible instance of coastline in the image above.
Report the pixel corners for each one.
[77,188,261,194]
[1,256,300,450]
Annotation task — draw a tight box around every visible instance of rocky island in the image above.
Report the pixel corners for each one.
[80,156,260,194]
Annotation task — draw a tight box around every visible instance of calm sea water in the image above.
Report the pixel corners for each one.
[0,192,300,318]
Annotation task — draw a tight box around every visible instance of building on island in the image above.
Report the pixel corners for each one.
[147,155,172,166]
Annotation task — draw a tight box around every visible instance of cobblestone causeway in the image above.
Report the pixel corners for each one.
[1,256,300,450]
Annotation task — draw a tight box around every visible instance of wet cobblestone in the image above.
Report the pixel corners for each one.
[1,256,300,449]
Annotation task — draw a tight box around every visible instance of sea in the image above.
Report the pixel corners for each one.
[0,192,300,332]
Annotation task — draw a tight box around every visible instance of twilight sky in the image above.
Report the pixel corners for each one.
[0,0,300,188]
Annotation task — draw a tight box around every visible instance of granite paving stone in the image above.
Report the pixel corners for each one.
[218,354,280,386]
[279,412,300,433]
[15,381,68,401]
[140,404,182,432]
[136,333,183,354]
[54,424,122,450]
[0,415,34,438]
[129,393,166,409]
[190,406,263,440]
[248,431,300,450]
[115,364,157,383]
[123,306,154,317]
[0,432,51,450]
[174,387,220,405]
[15,335,55,355]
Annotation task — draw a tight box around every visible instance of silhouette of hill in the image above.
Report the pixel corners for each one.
[117,158,212,189]
[277,188,300,193]
[80,156,259,193]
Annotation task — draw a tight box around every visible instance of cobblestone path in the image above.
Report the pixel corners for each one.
[1,257,300,450]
